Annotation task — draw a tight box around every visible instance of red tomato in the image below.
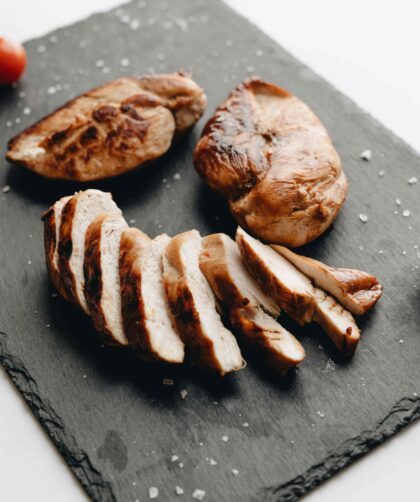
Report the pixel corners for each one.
[0,37,27,85]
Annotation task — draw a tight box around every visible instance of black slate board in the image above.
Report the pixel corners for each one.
[1,1,420,501]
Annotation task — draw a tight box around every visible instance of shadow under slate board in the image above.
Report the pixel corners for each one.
[1,1,420,501]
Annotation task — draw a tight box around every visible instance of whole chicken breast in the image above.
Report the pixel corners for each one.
[194,78,348,247]
[7,72,207,181]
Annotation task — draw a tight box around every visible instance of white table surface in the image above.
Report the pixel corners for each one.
[1,1,419,501]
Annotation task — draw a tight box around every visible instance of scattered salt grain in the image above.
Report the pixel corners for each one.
[359,213,368,223]
[130,19,140,30]
[399,339,404,344]
[47,86,57,95]
[129,219,136,224]
[360,149,372,161]
[6,121,12,127]
[23,107,31,115]
[19,91,26,98]
[242,422,249,427]
[403,210,411,217]
[232,469,239,476]
[192,489,206,500]
[102,67,110,74]
[171,454,179,462]
[378,170,385,177]
[120,58,131,67]
[395,198,401,206]
[38,45,46,53]
[175,486,184,495]
[82,374,87,379]
[414,393,418,397]
[2,186,10,193]
[221,435,229,442]
[149,486,159,499]
[209,458,217,465]
[180,389,188,399]
[173,173,181,180]
[49,35,58,43]
[15,117,21,123]
[317,410,325,418]
[408,177,418,185]
[323,358,336,373]
[46,324,51,328]
[27,260,32,265]
[162,378,174,385]
[51,292,58,298]
[179,462,184,468]
[95,59,105,68]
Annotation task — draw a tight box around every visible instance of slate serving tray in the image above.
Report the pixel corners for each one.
[1,1,420,501]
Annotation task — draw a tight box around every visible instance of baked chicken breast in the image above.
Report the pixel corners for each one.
[194,78,348,247]
[7,73,207,181]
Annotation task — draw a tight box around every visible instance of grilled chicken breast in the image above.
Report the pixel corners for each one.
[237,227,361,355]
[7,73,207,181]
[120,230,185,363]
[272,245,383,315]
[163,230,244,376]
[200,233,305,374]
[194,78,347,247]
[84,214,128,345]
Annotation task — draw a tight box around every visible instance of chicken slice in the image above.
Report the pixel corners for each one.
[120,230,185,363]
[272,245,383,315]
[163,230,244,376]
[236,227,315,324]
[42,194,72,300]
[84,214,128,346]
[200,233,305,374]
[313,288,360,356]
[58,189,122,312]
[7,73,207,181]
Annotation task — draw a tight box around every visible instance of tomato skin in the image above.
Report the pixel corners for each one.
[0,37,27,85]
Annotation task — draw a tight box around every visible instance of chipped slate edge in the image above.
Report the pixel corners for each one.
[0,332,116,502]
[256,396,420,501]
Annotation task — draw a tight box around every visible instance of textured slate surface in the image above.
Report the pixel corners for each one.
[1,1,420,501]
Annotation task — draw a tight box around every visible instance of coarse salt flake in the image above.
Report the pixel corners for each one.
[408,177,418,185]
[209,458,217,465]
[2,185,10,193]
[162,378,174,385]
[232,469,239,476]
[403,210,411,217]
[192,489,206,500]
[180,389,188,399]
[175,486,184,495]
[359,213,368,223]
[149,486,159,499]
[221,435,229,442]
[171,454,179,462]
[360,149,372,161]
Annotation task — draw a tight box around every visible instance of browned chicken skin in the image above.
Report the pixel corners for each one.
[7,72,207,181]
[194,78,348,247]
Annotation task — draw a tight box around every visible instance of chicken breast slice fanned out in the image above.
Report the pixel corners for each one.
[194,78,348,247]
[272,245,383,315]
[84,214,128,346]
[199,233,305,374]
[58,189,122,312]
[42,194,72,300]
[7,73,207,181]
[120,230,185,363]
[236,227,315,325]
[237,227,361,355]
[163,230,244,376]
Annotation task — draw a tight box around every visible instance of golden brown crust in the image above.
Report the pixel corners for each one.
[272,245,383,315]
[230,306,305,375]
[163,232,223,373]
[119,228,160,359]
[42,204,69,300]
[7,73,207,181]
[236,229,315,325]
[194,78,348,247]
[57,196,79,307]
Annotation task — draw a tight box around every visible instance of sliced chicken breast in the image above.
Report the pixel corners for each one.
[236,227,315,324]
[84,214,128,345]
[120,230,185,363]
[199,233,305,374]
[58,189,121,312]
[313,288,360,356]
[230,306,305,375]
[272,245,383,315]
[163,230,244,376]
[42,194,72,300]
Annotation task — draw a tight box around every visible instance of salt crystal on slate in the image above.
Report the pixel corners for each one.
[15,117,21,123]
[379,170,385,177]
[95,59,105,68]
[162,378,174,385]
[221,435,229,442]
[360,149,372,161]
[120,58,131,67]
[2,186,10,193]
[175,486,184,495]
[23,107,31,115]
[395,198,401,206]
[149,486,159,499]
[317,410,325,418]
[130,19,140,30]
[210,458,217,465]
[232,469,239,476]
[192,489,206,500]
[129,219,136,224]
[242,422,249,427]
[179,389,188,400]
[359,213,368,223]
[408,177,418,185]
[179,462,184,468]
[6,121,12,127]
[173,173,181,180]
[47,86,56,95]
[27,260,32,265]
[19,91,26,98]
[403,210,411,217]
[171,454,179,462]
[38,45,46,53]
